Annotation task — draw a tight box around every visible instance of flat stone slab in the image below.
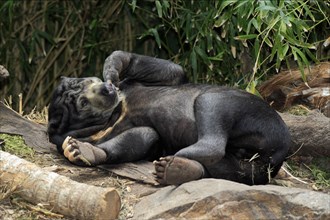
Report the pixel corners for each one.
[134,178,330,219]
[99,161,157,185]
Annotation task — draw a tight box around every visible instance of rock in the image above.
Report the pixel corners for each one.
[133,179,330,219]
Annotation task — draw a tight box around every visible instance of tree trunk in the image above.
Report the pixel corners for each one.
[0,150,121,220]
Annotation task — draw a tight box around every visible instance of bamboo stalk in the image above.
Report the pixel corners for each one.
[18,93,23,115]
[0,151,121,220]
[23,27,81,108]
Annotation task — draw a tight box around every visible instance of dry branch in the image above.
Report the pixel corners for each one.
[0,150,121,220]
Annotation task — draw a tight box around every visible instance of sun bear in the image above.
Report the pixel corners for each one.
[48,51,290,185]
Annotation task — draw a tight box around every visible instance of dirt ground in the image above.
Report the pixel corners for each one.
[1,150,329,220]
[0,132,329,220]
[0,149,160,220]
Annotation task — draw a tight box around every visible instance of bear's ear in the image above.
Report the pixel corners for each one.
[60,76,71,85]
[60,76,70,81]
[60,76,68,80]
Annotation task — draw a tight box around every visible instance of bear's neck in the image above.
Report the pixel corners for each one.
[106,101,124,128]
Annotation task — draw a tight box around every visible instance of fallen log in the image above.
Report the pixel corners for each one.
[259,62,330,117]
[0,150,121,220]
[279,111,330,157]
[0,101,55,153]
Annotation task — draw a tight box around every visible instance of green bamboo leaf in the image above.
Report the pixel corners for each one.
[253,38,260,60]
[304,48,318,63]
[246,18,256,34]
[275,56,281,72]
[282,31,316,48]
[131,0,137,12]
[282,16,292,27]
[155,0,162,18]
[89,19,97,30]
[1,0,14,24]
[207,33,213,52]
[279,21,287,34]
[302,3,315,22]
[34,31,46,56]
[291,46,307,82]
[268,17,280,29]
[291,46,298,61]
[293,19,309,32]
[17,40,28,61]
[208,52,224,61]
[291,46,309,67]
[256,5,277,12]
[28,34,36,64]
[185,12,191,41]
[270,40,278,62]
[149,28,162,48]
[217,0,237,15]
[214,11,231,27]
[279,0,284,8]
[36,30,56,45]
[163,0,169,8]
[234,34,258,40]
[83,43,95,48]
[298,61,307,83]
[264,37,273,47]
[194,46,210,66]
[246,80,262,97]
[251,18,260,32]
[234,0,250,10]
[194,46,204,57]
[279,43,289,61]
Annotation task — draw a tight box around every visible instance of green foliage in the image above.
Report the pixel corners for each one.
[0,0,137,110]
[132,0,226,84]
[0,0,329,110]
[288,157,330,190]
[0,133,35,159]
[133,0,329,92]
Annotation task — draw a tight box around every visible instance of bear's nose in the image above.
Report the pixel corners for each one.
[101,83,115,96]
[101,86,108,96]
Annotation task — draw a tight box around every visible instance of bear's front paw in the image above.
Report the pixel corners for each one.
[62,136,107,166]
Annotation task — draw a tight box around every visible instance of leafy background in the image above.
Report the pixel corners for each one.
[0,0,329,111]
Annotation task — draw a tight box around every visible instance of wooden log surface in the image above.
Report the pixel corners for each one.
[279,111,330,157]
[0,150,121,220]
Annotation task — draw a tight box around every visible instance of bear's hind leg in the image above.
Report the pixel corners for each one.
[153,156,205,185]
[206,154,272,185]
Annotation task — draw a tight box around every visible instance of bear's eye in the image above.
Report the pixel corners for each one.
[80,97,89,107]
